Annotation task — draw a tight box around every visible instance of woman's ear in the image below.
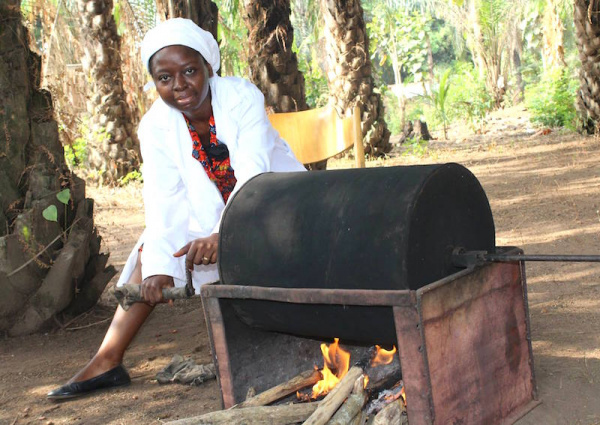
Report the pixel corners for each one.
[206,62,214,78]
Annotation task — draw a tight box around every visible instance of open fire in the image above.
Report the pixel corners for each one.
[298,339,400,402]
[309,338,351,399]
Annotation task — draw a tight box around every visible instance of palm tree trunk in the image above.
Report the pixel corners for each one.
[77,0,140,183]
[0,0,115,334]
[321,0,391,156]
[242,0,308,113]
[155,0,218,40]
[574,0,600,133]
[470,0,486,79]
[542,0,566,71]
[512,25,525,103]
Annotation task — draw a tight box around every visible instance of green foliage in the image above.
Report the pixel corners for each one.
[446,62,494,132]
[21,225,31,243]
[367,5,430,85]
[63,118,110,172]
[113,1,125,36]
[300,59,329,109]
[402,137,429,157]
[63,119,91,169]
[118,169,143,186]
[64,137,87,169]
[291,0,328,108]
[382,87,403,136]
[423,68,452,138]
[217,0,248,77]
[42,205,58,222]
[56,189,70,204]
[42,189,71,236]
[525,68,577,129]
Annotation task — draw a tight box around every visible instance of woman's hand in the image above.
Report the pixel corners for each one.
[140,274,175,305]
[174,233,219,271]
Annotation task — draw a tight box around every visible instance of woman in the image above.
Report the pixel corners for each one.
[47,18,305,400]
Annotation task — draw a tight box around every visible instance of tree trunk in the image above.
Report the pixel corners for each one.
[242,0,308,113]
[542,0,566,71]
[0,0,116,335]
[155,0,218,41]
[574,0,600,133]
[470,0,486,79]
[426,34,435,94]
[77,0,140,184]
[321,0,391,156]
[512,25,525,103]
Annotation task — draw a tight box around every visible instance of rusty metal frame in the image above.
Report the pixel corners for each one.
[201,252,539,424]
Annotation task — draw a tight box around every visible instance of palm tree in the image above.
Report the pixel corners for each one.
[242,0,308,113]
[77,0,140,183]
[542,0,567,70]
[155,0,218,39]
[574,0,600,133]
[321,0,391,156]
[0,0,115,335]
[444,0,525,108]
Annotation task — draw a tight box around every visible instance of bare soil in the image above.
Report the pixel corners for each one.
[2,106,600,425]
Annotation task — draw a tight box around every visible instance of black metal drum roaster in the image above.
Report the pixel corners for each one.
[218,163,495,344]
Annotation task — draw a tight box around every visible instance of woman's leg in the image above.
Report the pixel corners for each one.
[68,254,152,382]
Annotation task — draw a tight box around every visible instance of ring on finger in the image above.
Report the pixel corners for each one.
[202,256,209,262]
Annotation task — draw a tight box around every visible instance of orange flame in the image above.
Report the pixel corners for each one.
[310,338,351,399]
[371,345,397,366]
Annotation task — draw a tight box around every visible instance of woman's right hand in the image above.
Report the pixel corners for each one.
[140,274,174,305]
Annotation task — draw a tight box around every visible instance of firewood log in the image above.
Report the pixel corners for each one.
[372,399,407,425]
[166,402,319,425]
[233,369,322,408]
[303,366,363,425]
[326,376,367,425]
[350,411,367,425]
[364,356,402,394]
[365,382,404,416]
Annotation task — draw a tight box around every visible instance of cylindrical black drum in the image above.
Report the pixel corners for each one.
[218,163,495,343]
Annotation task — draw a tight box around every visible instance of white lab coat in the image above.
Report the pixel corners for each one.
[117,75,306,290]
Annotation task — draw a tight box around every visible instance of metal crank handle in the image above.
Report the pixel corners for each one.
[111,285,192,311]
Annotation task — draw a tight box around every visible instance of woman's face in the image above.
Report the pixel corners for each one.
[150,45,213,119]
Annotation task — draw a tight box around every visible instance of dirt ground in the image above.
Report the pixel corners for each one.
[2,106,600,424]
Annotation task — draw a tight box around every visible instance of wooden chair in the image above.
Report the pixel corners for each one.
[268,105,366,168]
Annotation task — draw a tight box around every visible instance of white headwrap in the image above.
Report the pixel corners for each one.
[141,18,220,74]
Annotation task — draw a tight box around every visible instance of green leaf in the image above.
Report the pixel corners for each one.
[21,225,30,243]
[43,205,58,222]
[56,188,70,205]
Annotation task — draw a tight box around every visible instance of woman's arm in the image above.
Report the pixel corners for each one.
[139,121,190,285]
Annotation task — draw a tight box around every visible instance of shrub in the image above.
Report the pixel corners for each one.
[525,68,577,129]
[446,62,494,132]
[382,87,402,136]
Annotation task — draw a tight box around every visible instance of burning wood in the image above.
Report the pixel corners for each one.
[326,375,367,425]
[167,402,320,425]
[307,338,351,400]
[365,382,405,416]
[167,342,407,425]
[369,399,408,425]
[234,369,322,408]
[303,365,363,425]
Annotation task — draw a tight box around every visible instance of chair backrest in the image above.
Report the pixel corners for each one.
[268,105,365,168]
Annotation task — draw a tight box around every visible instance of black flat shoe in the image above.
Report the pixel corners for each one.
[47,364,131,400]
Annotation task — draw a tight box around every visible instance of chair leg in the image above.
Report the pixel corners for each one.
[353,106,366,168]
